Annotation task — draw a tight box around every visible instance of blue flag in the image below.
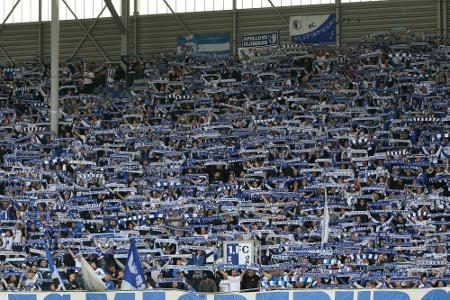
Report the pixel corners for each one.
[45,245,66,291]
[121,239,147,290]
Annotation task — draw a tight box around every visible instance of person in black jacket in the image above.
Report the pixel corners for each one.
[197,272,217,293]
[66,273,81,290]
[241,270,260,291]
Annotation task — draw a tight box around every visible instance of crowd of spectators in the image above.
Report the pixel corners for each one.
[0,40,448,292]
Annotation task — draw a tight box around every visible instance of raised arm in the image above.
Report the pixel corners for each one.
[219,269,229,279]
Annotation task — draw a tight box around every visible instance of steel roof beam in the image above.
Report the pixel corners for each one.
[104,0,127,34]
[62,0,110,61]
[162,0,191,36]
[266,0,289,27]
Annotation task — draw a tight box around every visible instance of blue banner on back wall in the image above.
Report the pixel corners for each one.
[177,33,230,59]
[289,14,336,44]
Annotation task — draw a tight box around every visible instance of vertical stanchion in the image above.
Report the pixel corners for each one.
[232,0,237,56]
[38,0,43,62]
[336,0,341,49]
[134,0,138,57]
[50,0,59,134]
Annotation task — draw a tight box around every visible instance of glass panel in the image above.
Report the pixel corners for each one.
[114,0,122,12]
[157,0,168,14]
[148,0,157,14]
[13,0,22,23]
[28,0,39,22]
[223,0,233,10]
[102,2,111,18]
[205,0,214,11]
[41,0,50,21]
[195,0,204,12]
[64,0,77,20]
[242,0,252,8]
[0,0,387,23]
[83,0,93,18]
[166,0,177,12]
[271,0,282,6]
[2,0,14,23]
[140,0,149,14]
[92,0,102,18]
[213,0,222,11]
[185,0,195,12]
[176,0,186,12]
[261,0,271,7]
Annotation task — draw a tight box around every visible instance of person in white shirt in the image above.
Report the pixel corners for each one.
[82,68,95,93]
[218,278,230,292]
[22,270,41,291]
[105,64,116,83]
[90,262,106,280]
[13,224,23,243]
[0,230,13,251]
[219,268,244,292]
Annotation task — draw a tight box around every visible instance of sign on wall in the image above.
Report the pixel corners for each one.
[223,241,254,265]
[177,33,230,59]
[289,14,336,44]
[241,32,279,48]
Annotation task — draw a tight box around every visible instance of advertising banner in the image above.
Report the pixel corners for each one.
[241,32,279,48]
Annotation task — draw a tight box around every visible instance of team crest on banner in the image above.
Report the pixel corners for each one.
[289,14,336,44]
[223,241,254,265]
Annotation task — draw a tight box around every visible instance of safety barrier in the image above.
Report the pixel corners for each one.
[3,289,450,300]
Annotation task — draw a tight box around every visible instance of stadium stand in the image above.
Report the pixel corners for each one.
[0,40,448,293]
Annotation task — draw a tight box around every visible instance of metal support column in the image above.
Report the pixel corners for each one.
[121,0,129,58]
[336,0,341,49]
[437,0,442,43]
[104,0,127,34]
[38,0,43,62]
[444,0,448,39]
[133,0,139,56]
[232,0,237,56]
[50,0,59,134]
